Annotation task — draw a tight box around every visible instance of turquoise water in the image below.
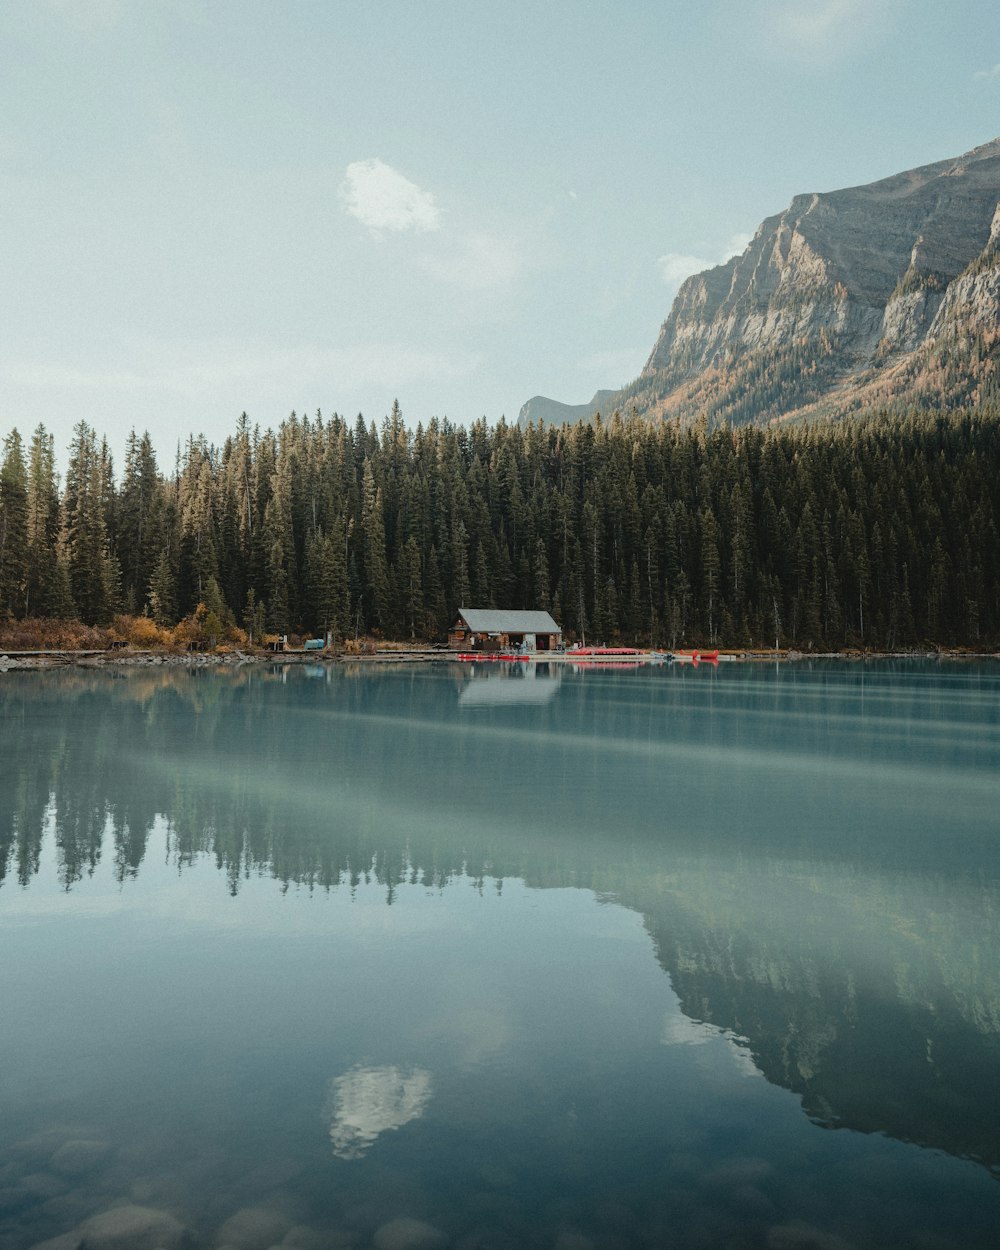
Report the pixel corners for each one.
[1,660,999,1250]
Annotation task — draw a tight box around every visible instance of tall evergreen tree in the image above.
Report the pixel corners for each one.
[61,421,116,624]
[25,425,64,617]
[0,430,29,618]
[117,430,162,613]
[360,460,390,631]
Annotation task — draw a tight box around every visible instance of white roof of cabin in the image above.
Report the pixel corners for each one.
[456,608,561,634]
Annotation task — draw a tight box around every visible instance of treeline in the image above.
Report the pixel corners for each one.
[0,404,998,648]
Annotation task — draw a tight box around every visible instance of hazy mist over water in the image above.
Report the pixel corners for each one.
[1,660,999,1250]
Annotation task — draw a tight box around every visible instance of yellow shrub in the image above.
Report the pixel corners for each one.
[112,614,172,648]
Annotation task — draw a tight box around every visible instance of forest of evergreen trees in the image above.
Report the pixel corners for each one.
[0,404,997,650]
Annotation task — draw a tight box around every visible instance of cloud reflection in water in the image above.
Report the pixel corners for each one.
[327,1064,433,1160]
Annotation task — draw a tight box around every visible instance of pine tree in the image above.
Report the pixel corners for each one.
[178,449,219,612]
[242,587,266,645]
[360,461,390,632]
[62,421,116,624]
[700,508,721,644]
[424,544,447,636]
[148,549,178,626]
[117,431,162,613]
[533,537,550,610]
[25,425,63,617]
[401,536,423,640]
[0,430,29,618]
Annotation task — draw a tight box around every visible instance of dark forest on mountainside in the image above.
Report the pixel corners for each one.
[0,404,998,651]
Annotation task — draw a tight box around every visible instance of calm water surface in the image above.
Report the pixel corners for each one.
[1,660,999,1250]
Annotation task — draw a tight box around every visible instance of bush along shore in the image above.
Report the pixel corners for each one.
[0,615,994,674]
[0,614,446,670]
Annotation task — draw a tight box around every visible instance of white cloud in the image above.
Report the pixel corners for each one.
[657,251,716,286]
[339,159,441,235]
[974,63,1000,81]
[3,342,481,403]
[724,231,753,256]
[781,0,867,45]
[656,231,751,289]
[418,231,521,290]
[661,1011,762,1077]
[764,0,899,59]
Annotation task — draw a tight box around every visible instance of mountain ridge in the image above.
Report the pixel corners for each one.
[520,137,1000,428]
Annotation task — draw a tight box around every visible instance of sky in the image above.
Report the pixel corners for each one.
[2,0,1000,471]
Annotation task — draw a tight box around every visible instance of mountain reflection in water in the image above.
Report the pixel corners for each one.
[1,660,999,1249]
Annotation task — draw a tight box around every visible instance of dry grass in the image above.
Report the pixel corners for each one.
[0,611,253,653]
[0,618,114,651]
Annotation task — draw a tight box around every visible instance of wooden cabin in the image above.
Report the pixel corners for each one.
[448,608,563,653]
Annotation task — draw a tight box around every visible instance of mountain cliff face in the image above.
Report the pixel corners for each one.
[522,138,1000,428]
[517,389,616,428]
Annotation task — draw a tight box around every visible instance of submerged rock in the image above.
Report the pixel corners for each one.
[13,1126,90,1166]
[49,1140,111,1178]
[553,1232,595,1250]
[27,1235,84,1250]
[373,1217,448,1250]
[0,1185,34,1214]
[453,1230,519,1250]
[36,1187,95,1230]
[767,1221,859,1250]
[280,1224,351,1249]
[20,1171,69,1200]
[75,1202,186,1250]
[216,1205,292,1250]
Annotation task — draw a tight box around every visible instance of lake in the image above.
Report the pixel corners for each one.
[1,659,999,1250]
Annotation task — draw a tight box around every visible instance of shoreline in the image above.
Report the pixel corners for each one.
[1,647,997,673]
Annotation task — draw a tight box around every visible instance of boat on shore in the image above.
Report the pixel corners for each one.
[455,648,719,667]
[563,648,719,666]
[457,652,529,663]
[565,646,669,666]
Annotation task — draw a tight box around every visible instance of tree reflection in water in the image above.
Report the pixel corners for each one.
[1,661,999,1184]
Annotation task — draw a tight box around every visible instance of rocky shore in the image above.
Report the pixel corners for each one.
[0,648,456,672]
[0,647,995,674]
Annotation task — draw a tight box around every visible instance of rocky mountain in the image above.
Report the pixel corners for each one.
[521,137,1000,428]
[517,389,616,428]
